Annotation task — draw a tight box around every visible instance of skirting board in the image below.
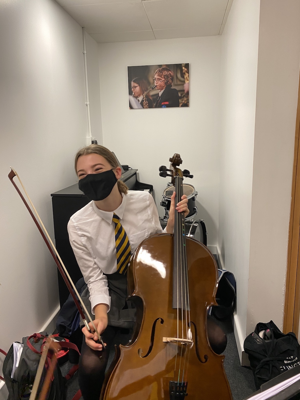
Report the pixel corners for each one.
[208,244,217,255]
[233,312,250,366]
[40,304,60,334]
[14,304,60,338]
[0,382,8,400]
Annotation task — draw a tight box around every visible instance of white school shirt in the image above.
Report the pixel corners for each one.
[67,191,163,313]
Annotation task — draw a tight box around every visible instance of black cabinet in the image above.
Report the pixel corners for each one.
[51,183,89,306]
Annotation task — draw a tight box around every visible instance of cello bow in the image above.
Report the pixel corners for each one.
[8,168,104,346]
[29,336,60,400]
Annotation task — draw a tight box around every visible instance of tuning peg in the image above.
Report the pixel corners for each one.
[160,200,169,208]
[159,171,168,178]
[159,166,173,178]
[159,165,173,173]
[182,169,193,178]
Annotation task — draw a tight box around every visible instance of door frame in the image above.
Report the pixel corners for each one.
[284,76,300,335]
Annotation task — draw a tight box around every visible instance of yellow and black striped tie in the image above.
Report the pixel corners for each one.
[112,213,131,275]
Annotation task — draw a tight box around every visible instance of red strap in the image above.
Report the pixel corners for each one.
[51,333,66,339]
[27,333,46,354]
[41,334,69,345]
[44,340,80,358]
[41,340,66,359]
[0,349,7,381]
[41,336,80,357]
[56,341,80,355]
[26,334,80,357]
[0,348,7,382]
[65,364,79,380]
[0,349,7,356]
[72,389,82,400]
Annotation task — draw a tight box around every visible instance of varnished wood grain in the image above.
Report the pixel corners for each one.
[101,234,232,400]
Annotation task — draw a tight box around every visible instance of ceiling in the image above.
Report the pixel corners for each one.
[55,0,233,44]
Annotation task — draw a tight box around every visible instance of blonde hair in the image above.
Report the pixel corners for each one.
[75,144,128,195]
[154,67,174,87]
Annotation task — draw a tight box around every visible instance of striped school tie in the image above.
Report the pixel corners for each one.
[112,213,131,275]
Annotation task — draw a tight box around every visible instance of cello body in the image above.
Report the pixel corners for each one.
[101,234,232,400]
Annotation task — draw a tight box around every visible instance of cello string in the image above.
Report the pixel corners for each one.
[180,220,184,383]
[182,221,191,384]
[174,173,192,384]
[183,216,191,339]
[174,175,179,381]
[178,178,183,383]
[174,175,182,383]
[10,168,102,343]
[182,206,189,383]
[178,175,187,383]
[182,215,188,338]
[180,175,191,338]
[179,176,191,385]
[178,176,184,383]
[175,176,181,370]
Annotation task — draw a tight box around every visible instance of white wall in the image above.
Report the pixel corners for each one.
[219,0,300,359]
[84,30,103,145]
[247,0,300,333]
[98,37,221,248]
[218,0,260,356]
[0,0,100,371]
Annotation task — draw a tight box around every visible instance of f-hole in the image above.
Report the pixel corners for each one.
[138,318,164,358]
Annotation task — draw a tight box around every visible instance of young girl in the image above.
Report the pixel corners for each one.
[131,77,154,108]
[67,144,188,400]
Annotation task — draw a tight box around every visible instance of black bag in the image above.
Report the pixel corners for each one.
[3,332,81,400]
[244,320,300,389]
[211,269,236,320]
[56,277,87,362]
[56,277,86,338]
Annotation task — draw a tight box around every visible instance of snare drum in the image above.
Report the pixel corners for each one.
[161,183,198,219]
[160,217,207,246]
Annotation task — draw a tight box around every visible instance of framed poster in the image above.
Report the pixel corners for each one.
[128,63,189,109]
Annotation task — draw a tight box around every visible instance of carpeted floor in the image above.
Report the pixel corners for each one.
[221,317,257,399]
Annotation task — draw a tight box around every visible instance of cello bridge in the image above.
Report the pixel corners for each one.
[163,337,193,345]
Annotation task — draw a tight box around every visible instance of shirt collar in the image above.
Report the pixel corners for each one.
[137,95,143,102]
[92,193,127,224]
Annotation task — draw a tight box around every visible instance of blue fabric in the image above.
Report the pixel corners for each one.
[56,278,86,337]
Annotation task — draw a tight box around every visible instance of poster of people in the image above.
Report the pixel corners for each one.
[128,63,189,109]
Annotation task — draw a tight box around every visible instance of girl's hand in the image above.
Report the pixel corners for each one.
[166,193,189,233]
[82,318,107,351]
[174,193,189,217]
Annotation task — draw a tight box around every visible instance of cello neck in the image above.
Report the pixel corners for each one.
[172,175,190,311]
[174,175,185,246]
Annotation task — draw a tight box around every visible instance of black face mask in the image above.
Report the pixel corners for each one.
[78,169,117,201]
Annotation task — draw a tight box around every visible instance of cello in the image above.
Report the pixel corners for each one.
[101,154,232,399]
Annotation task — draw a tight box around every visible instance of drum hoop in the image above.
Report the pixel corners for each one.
[185,211,197,221]
[163,184,197,199]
